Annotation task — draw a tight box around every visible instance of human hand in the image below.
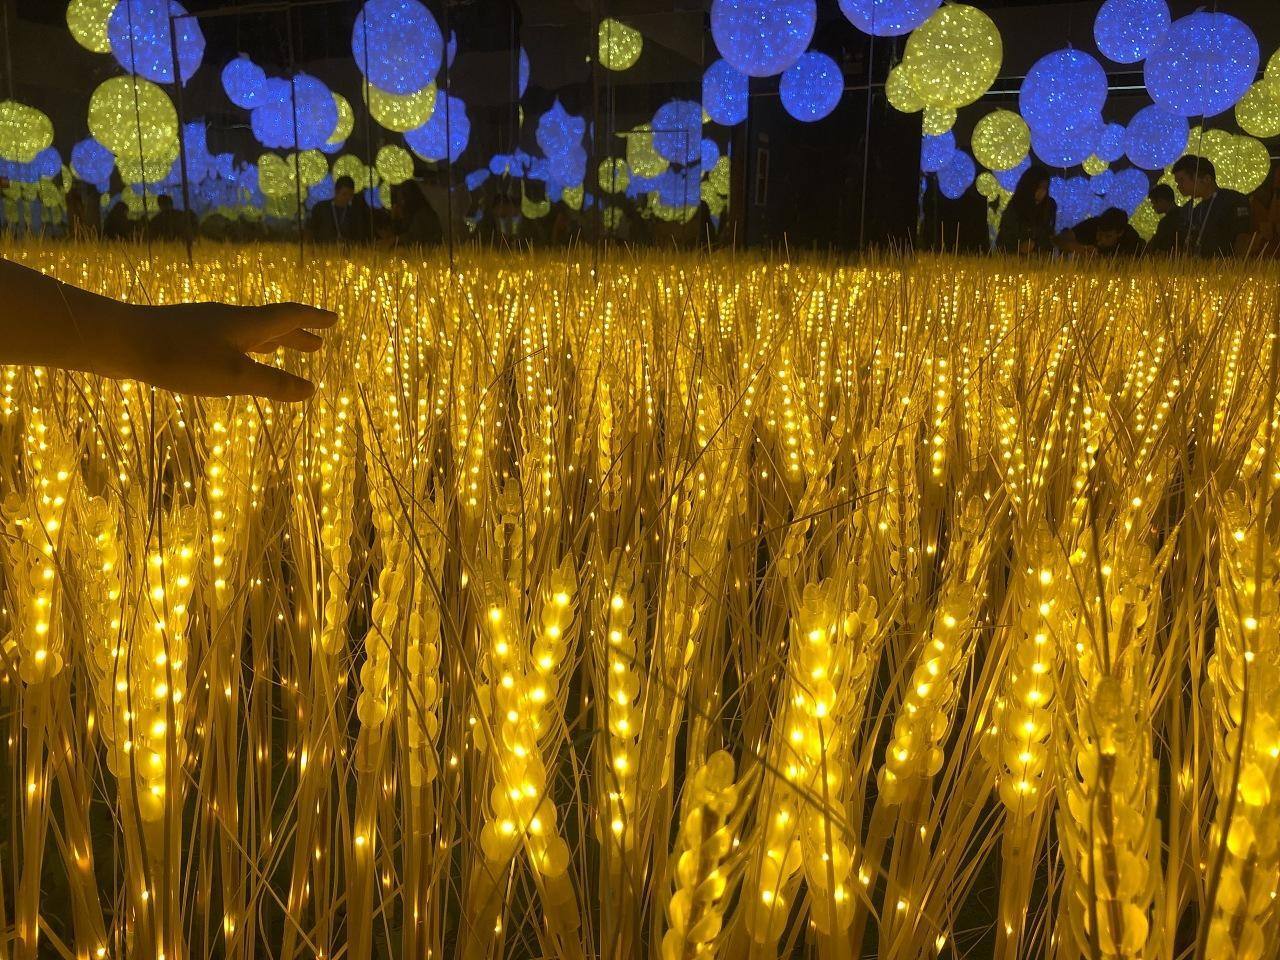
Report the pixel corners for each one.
[106,301,338,402]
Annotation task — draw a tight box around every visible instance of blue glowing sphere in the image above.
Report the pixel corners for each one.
[447,31,457,69]
[1144,13,1259,118]
[703,59,749,126]
[405,94,470,163]
[250,75,339,151]
[780,51,843,123]
[652,100,704,164]
[1089,169,1114,197]
[710,0,816,78]
[71,138,114,184]
[994,156,1031,193]
[700,138,721,172]
[108,1,204,85]
[1122,105,1187,169]
[1019,49,1108,134]
[655,168,700,208]
[519,48,530,97]
[921,130,955,174]
[1095,123,1127,163]
[1094,0,1170,64]
[937,150,975,200]
[836,0,939,37]
[466,169,489,191]
[548,146,588,189]
[1106,168,1151,214]
[536,101,586,159]
[32,146,61,181]
[1031,120,1102,169]
[352,0,443,96]
[1050,175,1095,230]
[223,55,267,109]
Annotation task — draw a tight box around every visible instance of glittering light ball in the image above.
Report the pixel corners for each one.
[1130,198,1159,240]
[404,94,470,163]
[1030,120,1101,169]
[709,156,731,195]
[223,56,267,110]
[88,77,178,182]
[937,150,975,199]
[710,0,816,79]
[1050,175,1097,229]
[1201,131,1271,194]
[975,171,999,198]
[995,156,1031,192]
[364,82,437,134]
[71,138,114,184]
[1144,13,1259,119]
[780,52,843,123]
[837,0,939,38]
[329,94,354,146]
[297,150,329,186]
[901,5,1002,110]
[971,110,1029,171]
[920,129,956,174]
[1236,82,1280,140]
[352,0,443,96]
[700,139,721,172]
[885,64,924,113]
[376,144,414,184]
[624,125,670,178]
[257,153,296,198]
[108,0,205,85]
[922,106,955,135]
[1106,167,1151,214]
[1093,0,1169,64]
[0,101,54,164]
[253,75,340,150]
[67,0,115,54]
[1018,49,1107,134]
[1095,123,1126,163]
[652,100,704,164]
[1082,155,1108,176]
[334,154,374,193]
[703,59,749,126]
[598,159,630,194]
[537,100,586,159]
[1123,105,1187,170]
[519,48,530,97]
[599,18,642,71]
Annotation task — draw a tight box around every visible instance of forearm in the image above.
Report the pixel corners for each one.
[0,256,142,378]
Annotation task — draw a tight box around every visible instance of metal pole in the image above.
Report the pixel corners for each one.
[168,11,195,266]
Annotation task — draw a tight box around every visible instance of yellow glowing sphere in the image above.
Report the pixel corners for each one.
[975,172,999,199]
[67,0,114,54]
[88,78,178,182]
[922,106,956,135]
[886,64,924,114]
[563,184,584,210]
[329,94,355,146]
[376,144,414,185]
[1082,155,1108,176]
[1236,82,1280,140]
[297,150,329,187]
[902,5,1002,110]
[0,101,54,164]
[364,83,437,133]
[1130,199,1159,241]
[334,154,375,193]
[522,187,551,220]
[1201,132,1271,195]
[701,180,727,216]
[257,154,297,198]
[599,18,643,72]
[598,159,630,194]
[970,109,1029,172]
[603,206,623,229]
[709,156,731,196]
[623,124,669,179]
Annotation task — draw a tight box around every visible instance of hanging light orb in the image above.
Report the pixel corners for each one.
[971,110,1029,171]
[598,159,630,194]
[295,150,328,186]
[1236,82,1280,140]
[1144,13,1259,119]
[519,48,530,97]
[352,0,443,96]
[599,18,643,71]
[901,5,1002,110]
[975,171,1000,199]
[885,64,924,113]
[921,106,955,135]
[252,75,340,150]
[937,150,975,199]
[1123,105,1187,170]
[920,130,956,174]
[376,144,414,184]
[1093,0,1170,64]
[623,125,670,178]
[222,55,267,109]
[257,153,296,198]
[329,94,354,146]
[1094,123,1126,163]
[652,100,704,164]
[780,52,844,123]
[994,156,1031,192]
[364,82,437,134]
[710,0,817,79]
[1030,119,1101,169]
[703,59,749,126]
[1130,198,1159,240]
[837,0,939,38]
[108,0,205,86]
[334,154,375,193]
[700,139,721,172]
[67,0,116,54]
[404,94,470,163]
[71,138,114,184]
[1018,49,1108,134]
[0,101,54,164]
[88,77,178,182]
[709,156,731,195]
[1106,167,1152,214]
[1081,155,1108,176]
[1202,132,1270,194]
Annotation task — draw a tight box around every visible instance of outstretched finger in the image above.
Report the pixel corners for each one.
[254,329,325,354]
[233,302,338,339]
[231,355,316,402]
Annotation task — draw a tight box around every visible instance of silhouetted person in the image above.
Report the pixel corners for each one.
[995,166,1057,254]
[148,194,194,243]
[388,180,442,246]
[65,180,100,240]
[1172,155,1254,257]
[1058,206,1143,257]
[308,175,371,244]
[1145,184,1185,254]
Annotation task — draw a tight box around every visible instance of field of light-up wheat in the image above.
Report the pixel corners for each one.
[2,242,1280,960]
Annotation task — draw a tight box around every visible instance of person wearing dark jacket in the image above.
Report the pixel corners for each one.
[995,165,1057,254]
[1058,207,1144,257]
[1172,155,1255,257]
[308,175,372,244]
[1145,184,1186,254]
[388,180,443,246]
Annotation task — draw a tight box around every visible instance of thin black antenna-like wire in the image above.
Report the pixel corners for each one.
[439,0,456,272]
[285,4,306,272]
[859,30,875,250]
[167,10,195,266]
[123,0,155,264]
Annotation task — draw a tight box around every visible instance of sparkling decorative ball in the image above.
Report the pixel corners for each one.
[937,150,975,199]
[1082,155,1108,176]
[1095,123,1127,163]
[256,153,296,198]
[1236,83,1280,140]
[88,77,178,182]
[329,94,355,146]
[1105,167,1151,214]
[885,64,924,113]
[1201,131,1270,194]
[975,171,999,198]
[922,106,955,135]
[780,52,844,123]
[253,75,340,150]
[598,159,630,194]
[901,5,1002,110]
[652,100,704,164]
[1144,13,1259,118]
[599,18,643,71]
[1123,105,1187,170]
[1019,49,1108,134]
[703,59,749,126]
[67,0,116,54]
[710,0,817,79]
[404,94,470,163]
[352,0,443,96]
[971,110,1029,171]
[334,154,374,193]
[920,129,956,174]
[537,100,586,160]
[624,125,670,178]
[1031,120,1102,169]
[376,144,414,185]
[364,83,437,134]
[222,56,267,110]
[108,0,205,85]
[519,48,530,97]
[1093,0,1170,64]
[837,0,939,38]
[71,138,114,184]
[994,156,1031,192]
[700,139,721,172]
[297,150,329,186]
[0,101,54,164]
